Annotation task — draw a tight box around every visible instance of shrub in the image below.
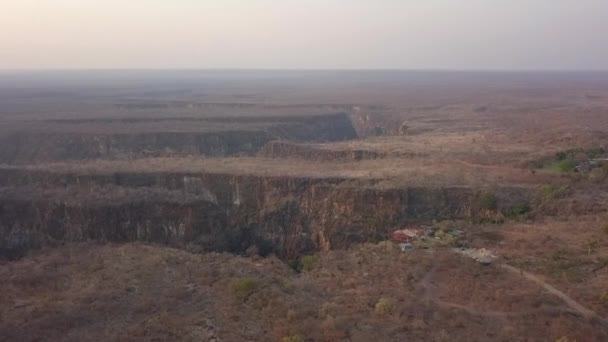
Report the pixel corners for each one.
[282,335,304,342]
[232,277,258,300]
[587,147,605,159]
[547,159,577,173]
[375,297,394,316]
[540,147,605,172]
[288,255,319,272]
[300,255,319,270]
[506,201,531,217]
[287,259,301,272]
[478,192,498,210]
[555,151,568,161]
[586,239,600,255]
[599,291,608,303]
[434,220,454,232]
[434,230,446,239]
[371,126,385,136]
[540,184,568,201]
[555,147,605,161]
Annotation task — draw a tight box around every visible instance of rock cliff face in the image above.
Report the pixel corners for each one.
[0,112,535,259]
[0,196,230,260]
[0,113,357,163]
[0,168,531,259]
[0,130,274,162]
[257,141,386,161]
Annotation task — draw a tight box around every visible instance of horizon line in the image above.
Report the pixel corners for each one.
[2,68,608,73]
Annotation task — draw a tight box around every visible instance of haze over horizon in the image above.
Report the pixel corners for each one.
[3,0,608,71]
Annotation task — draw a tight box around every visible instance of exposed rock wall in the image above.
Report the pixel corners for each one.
[0,130,274,163]
[0,198,231,260]
[257,141,386,161]
[0,113,358,163]
[0,168,532,259]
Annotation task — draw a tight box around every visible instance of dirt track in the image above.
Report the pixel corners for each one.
[420,255,607,326]
[501,264,608,326]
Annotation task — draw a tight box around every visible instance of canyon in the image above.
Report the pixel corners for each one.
[2,71,608,341]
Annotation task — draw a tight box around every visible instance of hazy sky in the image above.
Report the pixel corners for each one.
[2,0,608,70]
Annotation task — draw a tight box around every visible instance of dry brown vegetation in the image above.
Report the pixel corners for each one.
[2,155,557,187]
[3,71,608,341]
[1,242,607,341]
